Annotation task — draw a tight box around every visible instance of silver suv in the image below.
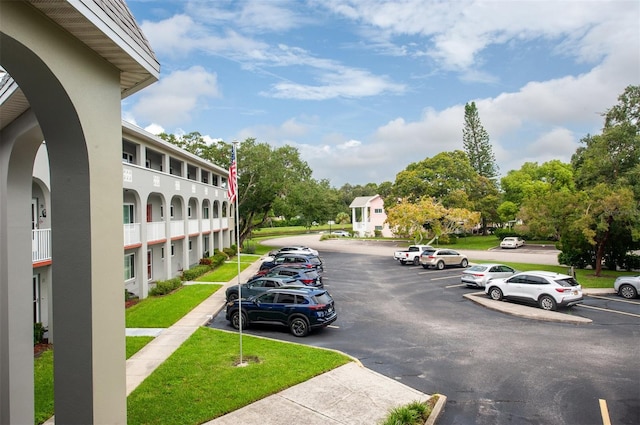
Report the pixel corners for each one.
[485,271,583,311]
[419,249,468,270]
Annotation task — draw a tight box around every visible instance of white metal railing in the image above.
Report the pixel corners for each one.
[146,221,166,242]
[32,228,51,263]
[123,223,141,246]
[188,219,199,235]
[170,220,185,238]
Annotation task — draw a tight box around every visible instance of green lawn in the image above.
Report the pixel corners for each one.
[125,284,221,328]
[126,328,351,425]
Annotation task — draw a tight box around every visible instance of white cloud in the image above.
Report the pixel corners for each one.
[144,123,165,135]
[131,66,220,127]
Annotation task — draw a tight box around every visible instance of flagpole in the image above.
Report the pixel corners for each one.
[231,140,245,366]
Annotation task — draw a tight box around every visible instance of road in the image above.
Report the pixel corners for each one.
[209,235,640,425]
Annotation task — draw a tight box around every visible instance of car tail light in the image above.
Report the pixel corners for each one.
[555,288,570,293]
[301,279,313,285]
[308,304,326,310]
[472,273,485,277]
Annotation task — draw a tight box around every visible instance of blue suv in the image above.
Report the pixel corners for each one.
[225,287,337,337]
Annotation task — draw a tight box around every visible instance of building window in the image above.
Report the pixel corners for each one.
[374,208,383,214]
[171,244,175,257]
[188,206,192,218]
[212,174,219,186]
[170,205,175,218]
[189,240,193,251]
[161,247,165,259]
[203,205,210,219]
[375,225,383,231]
[124,253,135,280]
[123,204,134,224]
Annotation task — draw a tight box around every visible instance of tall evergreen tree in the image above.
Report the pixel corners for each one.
[462,102,499,179]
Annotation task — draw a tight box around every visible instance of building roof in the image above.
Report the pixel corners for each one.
[349,195,380,208]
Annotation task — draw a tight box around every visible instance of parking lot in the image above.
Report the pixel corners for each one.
[209,240,640,425]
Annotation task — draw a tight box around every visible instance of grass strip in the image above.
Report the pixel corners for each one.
[126,327,352,425]
[126,284,221,328]
[196,261,252,282]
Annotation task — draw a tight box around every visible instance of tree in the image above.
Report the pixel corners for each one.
[462,102,498,179]
[159,134,313,246]
[385,197,479,243]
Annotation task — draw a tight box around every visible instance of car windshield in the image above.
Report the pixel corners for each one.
[555,277,580,287]
[308,257,322,265]
[422,250,436,255]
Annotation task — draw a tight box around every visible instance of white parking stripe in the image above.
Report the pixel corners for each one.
[445,283,467,288]
[588,294,640,305]
[577,304,640,319]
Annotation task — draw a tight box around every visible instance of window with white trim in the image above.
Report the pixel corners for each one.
[124,253,135,280]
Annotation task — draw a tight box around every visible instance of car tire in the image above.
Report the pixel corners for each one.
[619,284,638,299]
[413,257,420,266]
[400,260,406,265]
[422,264,429,269]
[230,311,247,330]
[436,261,445,270]
[538,295,557,311]
[488,287,503,301]
[227,293,238,302]
[460,259,468,268]
[289,316,310,337]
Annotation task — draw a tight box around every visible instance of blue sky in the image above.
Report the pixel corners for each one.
[123,0,640,187]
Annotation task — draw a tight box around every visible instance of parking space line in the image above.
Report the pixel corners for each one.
[445,283,467,288]
[577,304,640,319]
[588,294,640,306]
[599,399,611,425]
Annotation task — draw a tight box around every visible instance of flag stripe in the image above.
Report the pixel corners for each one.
[227,145,237,203]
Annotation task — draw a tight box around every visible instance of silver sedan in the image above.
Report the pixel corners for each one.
[461,263,517,288]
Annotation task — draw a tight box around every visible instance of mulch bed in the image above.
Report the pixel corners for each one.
[34,343,52,358]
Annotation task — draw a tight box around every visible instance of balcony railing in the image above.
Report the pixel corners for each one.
[188,219,199,235]
[170,220,185,238]
[124,223,141,246]
[146,221,166,242]
[32,229,51,263]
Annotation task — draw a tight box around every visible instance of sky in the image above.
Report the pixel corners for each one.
[123,0,640,188]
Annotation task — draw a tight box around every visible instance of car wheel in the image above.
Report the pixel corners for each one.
[436,261,445,270]
[230,311,247,330]
[289,317,310,337]
[400,260,406,265]
[488,287,503,301]
[227,293,238,302]
[538,295,557,311]
[619,284,638,299]
[421,264,429,269]
[460,259,468,268]
[413,257,420,266]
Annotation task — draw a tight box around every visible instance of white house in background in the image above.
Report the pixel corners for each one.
[349,195,392,237]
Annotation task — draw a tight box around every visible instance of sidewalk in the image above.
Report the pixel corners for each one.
[123,257,445,424]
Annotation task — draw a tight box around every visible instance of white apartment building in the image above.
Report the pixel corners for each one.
[31,120,234,335]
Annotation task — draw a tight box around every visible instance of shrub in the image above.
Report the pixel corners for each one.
[223,246,237,257]
[182,265,211,281]
[149,277,182,296]
[242,242,256,254]
[382,400,430,425]
[34,322,46,344]
[199,257,212,266]
[621,254,640,271]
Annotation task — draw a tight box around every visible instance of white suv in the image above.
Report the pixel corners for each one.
[485,271,583,311]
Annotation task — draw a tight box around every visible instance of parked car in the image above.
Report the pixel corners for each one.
[485,271,583,311]
[225,287,337,337]
[419,249,468,270]
[500,237,525,249]
[225,276,302,301]
[248,266,323,288]
[331,230,350,237]
[461,263,518,288]
[269,245,319,257]
[260,253,324,272]
[393,244,434,265]
[614,275,640,299]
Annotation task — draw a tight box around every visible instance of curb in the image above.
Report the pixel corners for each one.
[425,394,447,425]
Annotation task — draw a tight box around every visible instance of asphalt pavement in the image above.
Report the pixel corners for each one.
[122,235,609,425]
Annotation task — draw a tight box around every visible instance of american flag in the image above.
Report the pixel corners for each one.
[227,144,237,203]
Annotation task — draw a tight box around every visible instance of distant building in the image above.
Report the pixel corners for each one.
[349,195,392,237]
